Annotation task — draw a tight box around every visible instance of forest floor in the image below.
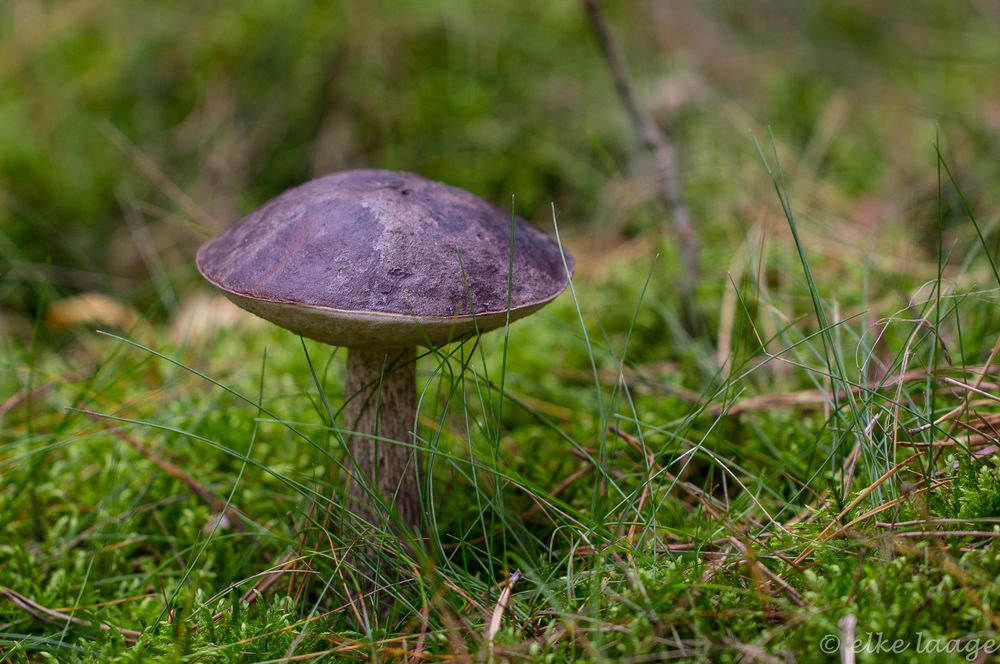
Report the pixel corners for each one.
[3,1,1000,661]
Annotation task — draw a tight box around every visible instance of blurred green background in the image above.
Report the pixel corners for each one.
[3,3,1000,658]
[3,0,999,322]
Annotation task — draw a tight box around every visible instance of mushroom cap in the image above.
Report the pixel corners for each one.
[196,169,573,348]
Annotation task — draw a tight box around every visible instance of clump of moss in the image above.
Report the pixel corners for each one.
[952,457,1000,521]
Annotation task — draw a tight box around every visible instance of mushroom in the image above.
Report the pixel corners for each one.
[195,169,573,536]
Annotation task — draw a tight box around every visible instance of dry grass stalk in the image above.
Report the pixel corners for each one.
[826,479,951,540]
[485,570,522,652]
[911,335,1000,434]
[0,383,52,419]
[793,451,925,565]
[892,530,1000,539]
[728,537,805,608]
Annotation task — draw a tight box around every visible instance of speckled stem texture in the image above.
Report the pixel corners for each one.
[344,347,420,535]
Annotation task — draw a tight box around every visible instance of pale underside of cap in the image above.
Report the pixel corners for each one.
[196,169,573,348]
[219,289,552,348]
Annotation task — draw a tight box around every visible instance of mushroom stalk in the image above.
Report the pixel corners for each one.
[344,346,420,533]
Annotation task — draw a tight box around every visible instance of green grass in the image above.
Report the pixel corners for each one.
[4,0,1000,661]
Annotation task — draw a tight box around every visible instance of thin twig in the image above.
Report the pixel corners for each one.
[582,0,698,308]
[1,588,141,645]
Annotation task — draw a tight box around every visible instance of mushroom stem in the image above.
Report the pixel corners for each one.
[344,346,420,534]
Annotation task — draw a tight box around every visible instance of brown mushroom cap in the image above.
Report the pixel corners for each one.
[196,169,573,348]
